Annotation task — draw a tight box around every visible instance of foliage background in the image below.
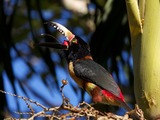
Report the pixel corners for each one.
[0,0,135,119]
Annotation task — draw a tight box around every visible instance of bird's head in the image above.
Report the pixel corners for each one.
[37,22,91,62]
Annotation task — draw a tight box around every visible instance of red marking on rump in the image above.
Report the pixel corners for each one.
[102,89,124,102]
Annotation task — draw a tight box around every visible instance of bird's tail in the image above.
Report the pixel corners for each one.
[120,101,132,111]
[121,102,141,120]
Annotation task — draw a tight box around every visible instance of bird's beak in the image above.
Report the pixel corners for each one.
[36,22,74,50]
[35,42,68,50]
[44,21,75,42]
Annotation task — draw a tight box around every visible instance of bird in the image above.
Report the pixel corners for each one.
[37,21,133,112]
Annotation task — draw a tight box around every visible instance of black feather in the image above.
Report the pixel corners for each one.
[73,59,121,98]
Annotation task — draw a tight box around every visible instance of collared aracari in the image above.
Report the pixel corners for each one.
[37,22,132,112]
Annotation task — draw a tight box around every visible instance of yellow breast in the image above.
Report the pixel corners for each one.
[68,62,84,87]
[68,62,96,94]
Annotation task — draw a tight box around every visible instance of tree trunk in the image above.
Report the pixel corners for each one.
[126,0,160,119]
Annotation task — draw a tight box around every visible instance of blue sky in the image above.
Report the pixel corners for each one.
[2,1,134,117]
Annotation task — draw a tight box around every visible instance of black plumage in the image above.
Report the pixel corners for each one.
[73,59,121,98]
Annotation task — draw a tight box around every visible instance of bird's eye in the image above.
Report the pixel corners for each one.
[72,39,78,44]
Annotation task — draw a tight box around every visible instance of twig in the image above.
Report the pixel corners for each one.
[0,79,145,120]
[0,90,48,110]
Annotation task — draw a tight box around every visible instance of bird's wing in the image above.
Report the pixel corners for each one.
[73,59,121,97]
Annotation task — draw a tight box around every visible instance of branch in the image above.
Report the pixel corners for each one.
[1,79,145,120]
[125,0,143,47]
